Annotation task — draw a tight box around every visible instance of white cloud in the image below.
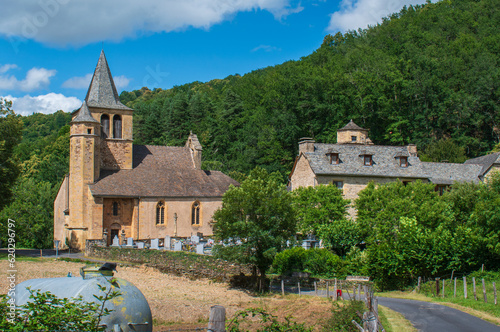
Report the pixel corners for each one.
[328,0,432,32]
[0,64,18,74]
[0,67,56,92]
[62,73,130,90]
[2,93,81,116]
[251,45,281,52]
[0,0,302,47]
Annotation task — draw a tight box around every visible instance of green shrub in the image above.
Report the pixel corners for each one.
[272,247,307,275]
[272,247,343,277]
[322,300,366,332]
[227,308,312,332]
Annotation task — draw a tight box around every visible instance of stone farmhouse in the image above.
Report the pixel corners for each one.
[54,51,238,250]
[289,120,493,204]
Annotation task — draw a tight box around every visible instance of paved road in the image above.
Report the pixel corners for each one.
[378,297,500,332]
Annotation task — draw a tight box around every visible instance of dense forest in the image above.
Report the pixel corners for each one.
[0,0,498,254]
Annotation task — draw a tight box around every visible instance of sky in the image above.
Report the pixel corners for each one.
[0,0,431,116]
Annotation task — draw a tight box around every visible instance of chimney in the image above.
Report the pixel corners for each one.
[407,144,417,157]
[299,138,315,154]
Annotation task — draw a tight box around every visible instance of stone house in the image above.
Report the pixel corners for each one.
[54,51,238,249]
[289,120,485,205]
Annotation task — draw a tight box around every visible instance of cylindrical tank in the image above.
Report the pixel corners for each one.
[14,265,152,332]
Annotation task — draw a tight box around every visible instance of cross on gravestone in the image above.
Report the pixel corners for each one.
[196,243,205,255]
[150,238,159,250]
[164,236,171,250]
[174,241,182,251]
[126,237,134,247]
[136,242,144,249]
[111,235,120,247]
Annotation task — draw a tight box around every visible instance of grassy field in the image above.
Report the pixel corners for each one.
[378,305,417,332]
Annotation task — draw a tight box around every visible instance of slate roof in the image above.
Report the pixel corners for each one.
[464,152,500,177]
[85,50,131,110]
[72,101,99,123]
[89,145,239,197]
[338,120,368,131]
[303,143,482,184]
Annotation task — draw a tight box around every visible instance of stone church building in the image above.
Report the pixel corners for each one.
[289,120,489,203]
[54,51,238,249]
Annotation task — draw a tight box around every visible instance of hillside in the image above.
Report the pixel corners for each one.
[120,0,500,176]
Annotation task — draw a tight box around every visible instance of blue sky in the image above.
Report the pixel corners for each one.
[0,0,430,115]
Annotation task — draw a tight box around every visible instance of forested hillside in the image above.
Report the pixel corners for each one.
[0,0,498,249]
[121,0,499,176]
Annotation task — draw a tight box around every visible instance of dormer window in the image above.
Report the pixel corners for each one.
[328,153,340,165]
[400,156,408,167]
[364,155,372,166]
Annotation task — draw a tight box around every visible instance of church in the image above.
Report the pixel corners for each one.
[54,51,238,250]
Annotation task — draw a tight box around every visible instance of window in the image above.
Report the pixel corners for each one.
[192,201,200,226]
[113,115,122,139]
[363,155,372,166]
[402,181,412,186]
[400,156,408,167]
[156,201,165,225]
[435,185,448,196]
[87,128,92,134]
[329,153,339,165]
[101,114,110,138]
[351,136,357,142]
[332,181,343,190]
[112,202,119,216]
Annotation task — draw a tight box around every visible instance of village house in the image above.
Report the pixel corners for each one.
[54,51,238,250]
[289,120,488,204]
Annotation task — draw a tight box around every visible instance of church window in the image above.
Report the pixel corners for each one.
[112,202,119,216]
[156,201,165,225]
[113,115,122,139]
[101,114,110,138]
[192,201,200,226]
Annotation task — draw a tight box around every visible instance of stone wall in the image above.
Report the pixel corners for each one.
[86,245,252,282]
[290,155,316,190]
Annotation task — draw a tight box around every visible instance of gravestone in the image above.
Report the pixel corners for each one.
[196,243,205,255]
[150,238,159,250]
[126,237,134,247]
[174,241,182,251]
[111,235,120,247]
[136,242,144,249]
[164,236,171,250]
[191,235,200,244]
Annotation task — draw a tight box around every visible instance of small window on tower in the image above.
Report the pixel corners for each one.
[351,136,357,142]
[112,202,119,216]
[87,128,92,134]
[113,115,122,139]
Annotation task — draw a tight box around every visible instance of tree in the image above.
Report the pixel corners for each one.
[212,167,297,289]
[0,99,22,210]
[420,138,467,163]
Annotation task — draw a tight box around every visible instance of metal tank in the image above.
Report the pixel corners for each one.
[14,263,152,332]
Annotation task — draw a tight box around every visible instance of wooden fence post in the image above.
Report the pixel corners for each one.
[493,282,497,305]
[482,279,487,303]
[327,281,329,299]
[314,281,317,296]
[334,278,337,301]
[298,282,301,296]
[353,285,357,301]
[454,277,457,298]
[208,305,226,332]
[436,278,440,297]
[464,277,467,299]
[358,284,361,302]
[281,279,285,296]
[417,276,421,292]
[473,277,477,301]
[442,279,445,298]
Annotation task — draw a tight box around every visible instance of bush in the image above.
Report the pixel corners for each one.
[322,300,366,332]
[272,247,343,278]
[272,247,307,275]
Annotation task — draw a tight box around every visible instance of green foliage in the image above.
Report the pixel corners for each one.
[213,167,297,280]
[420,138,467,163]
[0,280,121,331]
[322,300,366,332]
[272,247,343,278]
[227,308,312,332]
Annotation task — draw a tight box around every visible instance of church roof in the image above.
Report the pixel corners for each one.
[301,143,482,184]
[338,120,367,131]
[72,101,99,123]
[85,50,131,110]
[89,145,239,197]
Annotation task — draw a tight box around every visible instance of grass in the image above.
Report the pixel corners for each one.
[0,252,49,262]
[378,305,417,332]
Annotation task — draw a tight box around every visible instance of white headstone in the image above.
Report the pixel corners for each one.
[191,235,200,244]
[164,236,171,250]
[137,242,144,249]
[174,241,182,251]
[126,237,134,247]
[111,235,120,247]
[196,243,205,255]
[151,238,159,250]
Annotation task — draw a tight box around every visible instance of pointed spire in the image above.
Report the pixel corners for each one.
[85,50,131,110]
[73,101,99,123]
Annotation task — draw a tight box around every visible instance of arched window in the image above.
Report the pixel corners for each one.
[156,201,165,225]
[112,201,119,216]
[191,201,200,226]
[101,114,110,138]
[113,115,122,139]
